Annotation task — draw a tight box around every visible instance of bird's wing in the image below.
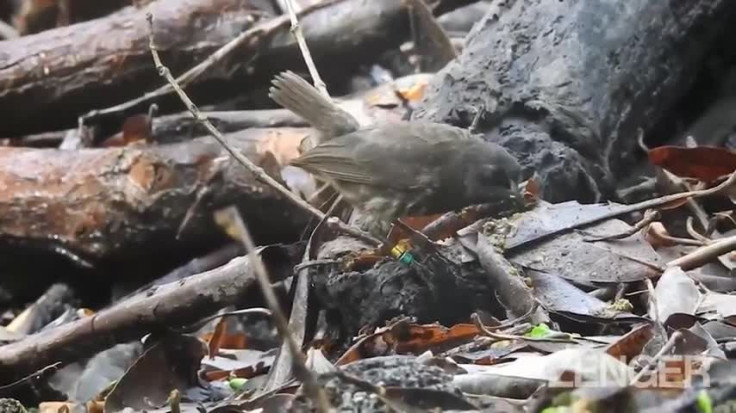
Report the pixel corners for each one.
[290,137,376,185]
[291,122,466,190]
[402,121,473,145]
[350,125,451,190]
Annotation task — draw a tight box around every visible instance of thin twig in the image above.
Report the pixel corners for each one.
[636,128,648,152]
[0,362,61,394]
[583,209,660,242]
[715,211,736,229]
[685,216,711,244]
[283,0,329,97]
[509,172,736,251]
[146,14,317,216]
[146,13,380,247]
[471,314,576,344]
[307,182,332,204]
[472,305,538,332]
[645,278,659,324]
[174,308,273,333]
[293,259,340,273]
[630,330,683,386]
[468,106,486,134]
[324,216,382,245]
[222,207,330,412]
[645,222,705,247]
[176,160,226,239]
[83,15,283,123]
[667,234,736,271]
[84,1,338,123]
[262,196,336,394]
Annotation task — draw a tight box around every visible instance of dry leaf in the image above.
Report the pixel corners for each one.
[121,113,153,145]
[648,146,736,182]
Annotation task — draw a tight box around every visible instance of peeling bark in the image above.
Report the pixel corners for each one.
[0,128,312,261]
[0,0,419,136]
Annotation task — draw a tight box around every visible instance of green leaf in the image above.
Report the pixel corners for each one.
[697,390,713,413]
[229,377,248,391]
[527,323,552,338]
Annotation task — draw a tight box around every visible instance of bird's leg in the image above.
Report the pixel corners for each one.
[340,220,432,269]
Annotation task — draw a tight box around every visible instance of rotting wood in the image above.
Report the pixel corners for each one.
[7,109,308,148]
[150,110,308,143]
[0,0,264,136]
[0,252,262,381]
[0,128,312,262]
[12,0,141,35]
[0,0,473,137]
[0,0,403,136]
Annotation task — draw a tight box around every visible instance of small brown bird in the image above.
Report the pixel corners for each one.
[269,72,522,234]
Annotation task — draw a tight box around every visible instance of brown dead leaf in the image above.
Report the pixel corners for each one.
[341,249,385,272]
[335,333,388,366]
[202,327,249,353]
[605,323,655,361]
[336,321,480,365]
[523,174,541,203]
[364,76,430,107]
[398,82,428,102]
[86,400,104,413]
[207,318,227,359]
[387,214,443,244]
[38,402,82,413]
[255,128,306,167]
[257,151,286,185]
[648,146,736,182]
[202,349,275,381]
[121,113,153,145]
[99,134,126,148]
[390,323,481,354]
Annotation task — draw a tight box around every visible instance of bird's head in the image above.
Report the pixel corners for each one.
[463,142,523,206]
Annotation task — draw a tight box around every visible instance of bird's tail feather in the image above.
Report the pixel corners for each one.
[268,71,359,141]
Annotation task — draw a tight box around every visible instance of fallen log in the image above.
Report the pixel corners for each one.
[7,109,308,148]
[0,128,312,262]
[150,110,308,143]
[0,247,292,382]
[0,0,264,136]
[12,0,142,35]
[0,0,417,136]
[8,70,434,149]
[416,0,736,203]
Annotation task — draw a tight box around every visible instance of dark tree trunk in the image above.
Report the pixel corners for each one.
[416,0,736,202]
